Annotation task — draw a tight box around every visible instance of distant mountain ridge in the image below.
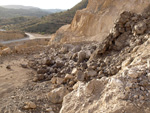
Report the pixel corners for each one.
[1,5,64,13]
[0,5,64,19]
[1,5,39,9]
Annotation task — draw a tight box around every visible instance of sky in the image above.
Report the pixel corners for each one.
[0,0,82,9]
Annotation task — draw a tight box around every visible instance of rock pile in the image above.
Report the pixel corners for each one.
[29,11,150,85]
[27,11,150,112]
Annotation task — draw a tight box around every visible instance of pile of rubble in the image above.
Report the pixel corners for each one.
[29,11,150,84]
[25,11,150,112]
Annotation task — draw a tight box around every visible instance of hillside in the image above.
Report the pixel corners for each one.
[2,0,88,34]
[2,5,64,13]
[1,0,150,113]
[0,6,50,19]
[50,0,150,43]
[1,5,40,9]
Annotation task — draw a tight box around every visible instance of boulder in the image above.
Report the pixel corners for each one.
[78,51,86,63]
[76,70,85,81]
[86,69,97,77]
[24,101,36,109]
[47,86,69,104]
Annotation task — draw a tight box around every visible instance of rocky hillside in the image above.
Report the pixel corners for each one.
[31,11,150,113]
[1,0,150,113]
[3,0,88,34]
[50,0,150,43]
[1,9,150,112]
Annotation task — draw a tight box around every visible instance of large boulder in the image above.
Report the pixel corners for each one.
[47,86,69,104]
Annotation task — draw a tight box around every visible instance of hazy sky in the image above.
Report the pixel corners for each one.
[0,0,82,9]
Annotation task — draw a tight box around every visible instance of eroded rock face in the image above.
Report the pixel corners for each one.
[50,0,150,43]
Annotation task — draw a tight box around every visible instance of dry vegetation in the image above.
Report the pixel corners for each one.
[0,31,27,41]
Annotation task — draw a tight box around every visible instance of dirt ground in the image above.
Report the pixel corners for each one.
[0,54,61,113]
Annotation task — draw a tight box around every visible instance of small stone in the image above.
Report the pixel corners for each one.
[24,101,36,109]
[73,81,80,90]
[2,47,11,55]
[65,74,74,80]
[51,77,57,84]
[56,77,64,85]
[86,69,97,77]
[76,70,85,81]
[56,60,64,68]
[37,68,47,74]
[60,46,68,54]
[85,50,92,59]
[139,95,145,100]
[36,74,45,81]
[72,68,78,75]
[44,58,54,66]
[72,46,81,52]
[33,77,38,82]
[6,65,11,69]
[141,87,145,91]
[78,51,86,63]
[20,64,28,68]
[46,107,53,112]
[69,81,74,86]
[50,111,55,113]
[134,95,138,99]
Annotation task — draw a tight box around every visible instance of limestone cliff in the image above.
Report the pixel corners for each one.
[50,0,150,43]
